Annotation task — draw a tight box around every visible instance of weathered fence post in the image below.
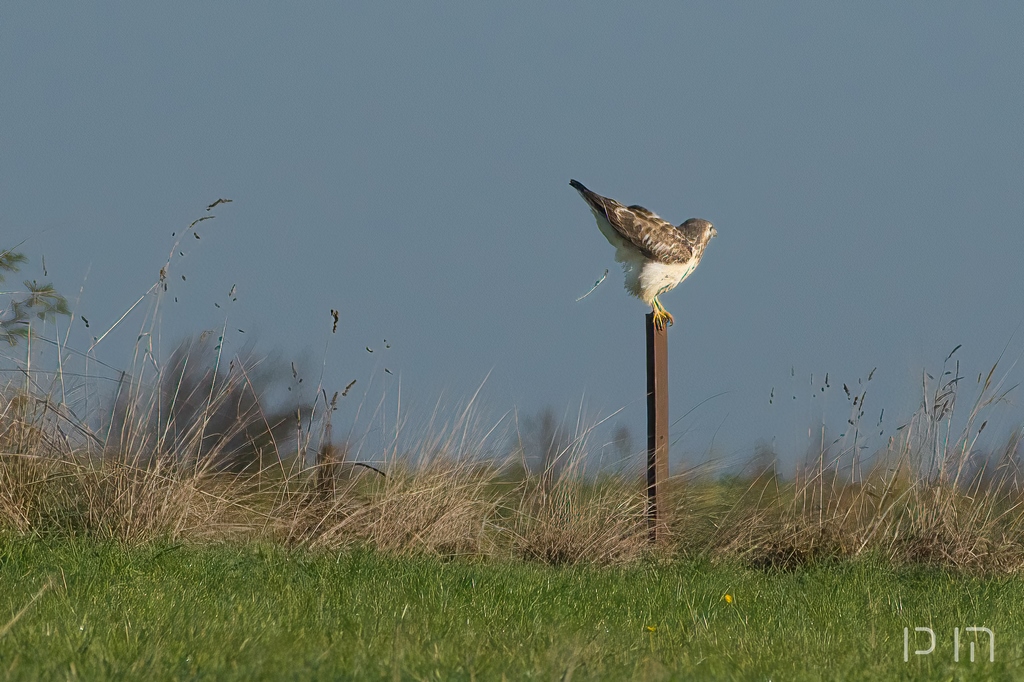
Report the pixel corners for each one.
[646,313,669,543]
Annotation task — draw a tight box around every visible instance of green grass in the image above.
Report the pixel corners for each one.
[1,537,1020,680]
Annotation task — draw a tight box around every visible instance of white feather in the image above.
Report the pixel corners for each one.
[636,259,698,305]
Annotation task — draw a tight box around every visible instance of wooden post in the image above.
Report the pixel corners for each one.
[646,313,669,542]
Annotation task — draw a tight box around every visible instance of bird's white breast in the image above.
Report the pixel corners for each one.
[635,259,700,305]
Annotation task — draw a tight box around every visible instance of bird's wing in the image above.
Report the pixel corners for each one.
[570,180,695,264]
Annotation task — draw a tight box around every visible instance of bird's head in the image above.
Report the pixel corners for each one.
[681,218,716,241]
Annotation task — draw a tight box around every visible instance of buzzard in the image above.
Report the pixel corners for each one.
[570,179,716,330]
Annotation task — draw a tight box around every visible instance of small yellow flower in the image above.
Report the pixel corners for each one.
[723,593,733,604]
[646,625,657,632]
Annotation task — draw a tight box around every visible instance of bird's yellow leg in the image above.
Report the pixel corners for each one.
[651,297,674,331]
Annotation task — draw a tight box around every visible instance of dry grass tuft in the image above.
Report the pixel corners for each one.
[511,461,649,565]
[283,456,502,557]
[669,358,1024,572]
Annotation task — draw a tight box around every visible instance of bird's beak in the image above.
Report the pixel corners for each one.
[711,226,718,238]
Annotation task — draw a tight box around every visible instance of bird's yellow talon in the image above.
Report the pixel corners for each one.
[652,309,673,331]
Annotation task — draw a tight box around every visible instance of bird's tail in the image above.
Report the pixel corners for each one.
[569,179,607,216]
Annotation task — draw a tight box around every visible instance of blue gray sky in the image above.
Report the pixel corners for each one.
[3,3,1024,470]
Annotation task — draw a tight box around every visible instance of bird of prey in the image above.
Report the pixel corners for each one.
[570,179,716,330]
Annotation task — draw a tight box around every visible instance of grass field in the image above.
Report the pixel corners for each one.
[1,536,1019,680]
